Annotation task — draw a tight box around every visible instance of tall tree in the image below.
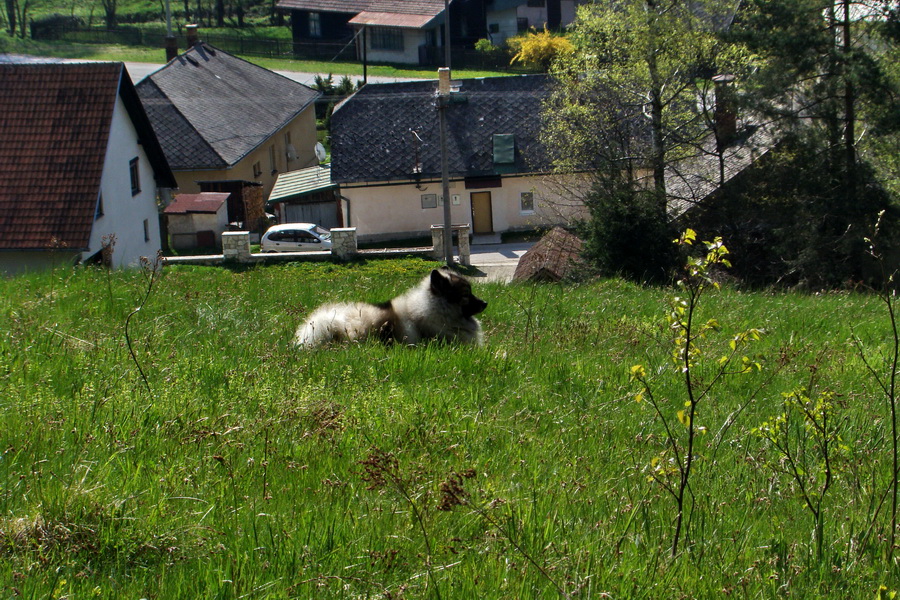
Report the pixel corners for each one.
[101,0,116,29]
[725,0,900,284]
[542,0,745,280]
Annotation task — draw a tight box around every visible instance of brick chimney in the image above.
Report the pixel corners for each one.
[186,23,199,48]
[165,35,178,61]
[713,74,737,150]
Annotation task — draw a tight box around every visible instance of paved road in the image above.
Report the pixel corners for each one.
[124,60,422,86]
[0,54,425,86]
[468,242,533,283]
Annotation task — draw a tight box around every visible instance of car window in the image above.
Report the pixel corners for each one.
[297,231,318,242]
[267,231,288,242]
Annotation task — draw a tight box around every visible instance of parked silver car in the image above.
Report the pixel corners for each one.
[260,223,332,253]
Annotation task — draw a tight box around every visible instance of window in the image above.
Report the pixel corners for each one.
[285,131,296,162]
[143,219,150,242]
[96,194,104,217]
[268,145,277,174]
[252,161,262,178]
[421,194,437,209]
[309,11,321,37]
[129,157,141,195]
[520,192,535,214]
[517,18,529,32]
[527,0,545,7]
[370,27,404,51]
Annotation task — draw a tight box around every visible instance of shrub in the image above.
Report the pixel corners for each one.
[579,183,679,283]
[508,26,573,71]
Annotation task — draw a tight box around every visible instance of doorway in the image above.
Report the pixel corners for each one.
[471,192,493,234]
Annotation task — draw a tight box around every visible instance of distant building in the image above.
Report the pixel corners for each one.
[330,74,586,241]
[136,40,321,201]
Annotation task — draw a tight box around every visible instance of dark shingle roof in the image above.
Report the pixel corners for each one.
[136,43,320,170]
[331,75,552,184]
[666,119,778,218]
[276,0,447,17]
[0,62,173,251]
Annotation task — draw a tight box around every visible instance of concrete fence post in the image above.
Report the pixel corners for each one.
[330,227,358,260]
[222,231,251,262]
[455,224,471,266]
[430,225,444,260]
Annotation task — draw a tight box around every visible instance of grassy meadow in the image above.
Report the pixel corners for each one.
[2,257,900,598]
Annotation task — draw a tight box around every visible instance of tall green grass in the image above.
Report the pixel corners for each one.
[1,258,898,598]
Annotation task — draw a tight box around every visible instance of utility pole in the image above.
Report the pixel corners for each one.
[437,67,453,265]
[443,0,451,69]
[164,0,177,61]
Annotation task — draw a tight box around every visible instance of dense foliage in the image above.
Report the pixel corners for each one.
[542,0,900,288]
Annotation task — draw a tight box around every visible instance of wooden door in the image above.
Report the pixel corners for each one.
[471,192,493,234]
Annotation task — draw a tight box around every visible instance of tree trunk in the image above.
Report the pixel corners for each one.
[841,0,856,201]
[646,11,667,219]
[5,0,17,37]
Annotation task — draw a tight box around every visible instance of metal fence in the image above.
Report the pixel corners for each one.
[32,25,358,62]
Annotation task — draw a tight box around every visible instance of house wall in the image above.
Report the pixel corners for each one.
[88,93,164,269]
[0,251,81,275]
[167,209,229,250]
[340,174,587,241]
[356,27,433,65]
[486,0,577,44]
[173,107,318,200]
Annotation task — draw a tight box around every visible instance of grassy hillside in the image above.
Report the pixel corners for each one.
[1,257,899,598]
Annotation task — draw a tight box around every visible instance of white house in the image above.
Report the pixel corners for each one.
[330,73,586,241]
[0,61,176,275]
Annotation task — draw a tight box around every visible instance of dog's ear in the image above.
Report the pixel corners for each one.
[430,269,452,295]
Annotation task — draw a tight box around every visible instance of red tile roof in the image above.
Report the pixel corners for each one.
[164,192,230,214]
[0,63,121,251]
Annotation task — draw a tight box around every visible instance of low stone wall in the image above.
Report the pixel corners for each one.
[165,226,468,267]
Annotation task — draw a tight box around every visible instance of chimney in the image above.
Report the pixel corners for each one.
[438,67,451,97]
[712,74,737,149]
[186,23,199,48]
[165,35,178,61]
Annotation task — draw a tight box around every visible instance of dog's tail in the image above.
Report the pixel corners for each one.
[294,304,343,348]
[294,303,391,348]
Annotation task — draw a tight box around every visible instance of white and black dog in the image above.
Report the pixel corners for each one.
[294,268,487,348]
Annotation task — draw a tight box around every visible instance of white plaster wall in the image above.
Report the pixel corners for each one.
[486,7,520,45]
[359,28,430,65]
[487,1,579,44]
[89,93,162,269]
[342,175,587,240]
[167,208,228,249]
[560,0,578,26]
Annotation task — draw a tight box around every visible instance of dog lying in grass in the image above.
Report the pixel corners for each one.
[294,268,487,348]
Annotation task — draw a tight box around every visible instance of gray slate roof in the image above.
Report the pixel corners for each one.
[136,43,319,171]
[331,74,552,184]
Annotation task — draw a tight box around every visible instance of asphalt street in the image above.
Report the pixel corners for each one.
[123,61,421,86]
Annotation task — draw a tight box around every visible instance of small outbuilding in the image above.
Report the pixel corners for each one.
[164,192,230,250]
